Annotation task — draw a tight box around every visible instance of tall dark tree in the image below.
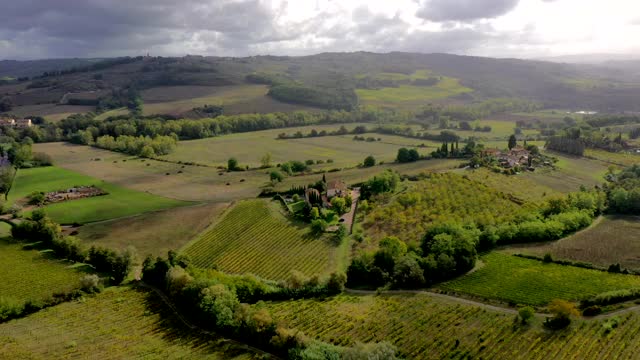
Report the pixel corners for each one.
[508,135,518,150]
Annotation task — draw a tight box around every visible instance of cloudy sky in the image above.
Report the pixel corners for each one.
[1,0,639,60]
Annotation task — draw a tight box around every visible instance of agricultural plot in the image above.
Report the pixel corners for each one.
[182,200,341,280]
[160,124,428,169]
[459,167,559,204]
[264,292,640,360]
[11,167,190,224]
[526,152,610,193]
[98,85,295,119]
[0,286,260,359]
[356,74,473,110]
[422,120,540,141]
[439,252,640,306]
[0,240,84,304]
[364,173,532,245]
[1,104,95,122]
[584,148,640,167]
[35,142,462,203]
[78,203,229,257]
[505,216,640,271]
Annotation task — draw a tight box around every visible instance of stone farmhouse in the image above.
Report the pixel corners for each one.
[483,146,531,168]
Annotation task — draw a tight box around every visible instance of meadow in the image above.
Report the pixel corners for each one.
[504,216,640,271]
[96,84,315,119]
[363,173,532,245]
[161,125,430,168]
[0,286,260,359]
[0,240,84,305]
[78,202,229,257]
[3,104,95,122]
[525,151,610,193]
[356,74,473,110]
[182,199,345,280]
[11,167,190,224]
[439,252,640,306]
[263,292,640,360]
[584,148,640,167]
[34,142,462,202]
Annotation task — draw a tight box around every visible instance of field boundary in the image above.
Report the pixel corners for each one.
[136,282,281,359]
[179,201,236,252]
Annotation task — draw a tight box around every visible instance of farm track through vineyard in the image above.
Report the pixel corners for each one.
[183,200,337,280]
[261,293,640,359]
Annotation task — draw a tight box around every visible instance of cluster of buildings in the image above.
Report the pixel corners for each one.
[305,179,348,208]
[0,118,33,128]
[482,146,532,168]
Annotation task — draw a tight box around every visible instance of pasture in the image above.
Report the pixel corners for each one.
[584,148,640,167]
[1,104,95,122]
[93,84,316,119]
[11,167,190,224]
[526,151,610,193]
[264,292,640,359]
[0,286,259,359]
[78,202,229,257]
[0,240,84,305]
[161,125,431,168]
[34,142,462,202]
[356,74,473,109]
[182,199,344,280]
[439,252,640,306]
[504,216,640,271]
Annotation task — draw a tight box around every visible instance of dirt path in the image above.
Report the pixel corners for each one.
[345,287,640,321]
[340,187,360,234]
[136,282,281,359]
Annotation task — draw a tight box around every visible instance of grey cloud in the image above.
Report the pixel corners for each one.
[416,0,520,22]
[0,0,300,58]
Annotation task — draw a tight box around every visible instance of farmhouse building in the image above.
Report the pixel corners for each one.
[0,118,15,126]
[327,180,347,198]
[16,119,32,128]
[484,147,531,168]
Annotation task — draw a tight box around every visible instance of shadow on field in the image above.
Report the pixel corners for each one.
[132,286,260,359]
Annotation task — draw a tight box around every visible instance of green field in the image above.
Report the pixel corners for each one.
[356,76,472,109]
[263,292,640,359]
[585,148,640,167]
[458,167,559,204]
[11,167,190,224]
[35,142,462,203]
[160,124,428,169]
[364,173,532,245]
[96,84,315,119]
[526,151,610,193]
[78,203,229,257]
[0,286,259,359]
[0,240,84,304]
[504,216,640,271]
[182,199,344,280]
[439,252,640,306]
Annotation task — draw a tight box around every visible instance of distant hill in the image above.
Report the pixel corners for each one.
[2,52,640,115]
[0,58,104,78]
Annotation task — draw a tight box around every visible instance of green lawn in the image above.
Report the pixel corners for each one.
[439,252,640,306]
[11,167,191,224]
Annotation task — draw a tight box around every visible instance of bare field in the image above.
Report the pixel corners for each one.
[78,202,230,257]
[502,216,640,271]
[35,142,462,202]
